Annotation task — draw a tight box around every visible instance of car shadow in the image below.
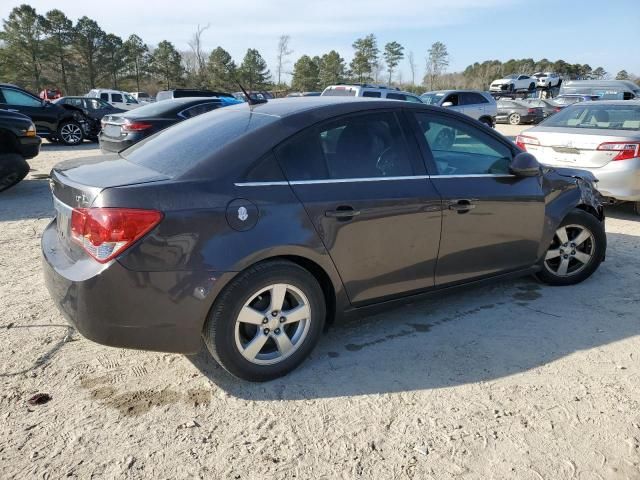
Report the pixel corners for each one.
[0,177,53,222]
[188,230,639,400]
[41,141,100,152]
[605,202,638,221]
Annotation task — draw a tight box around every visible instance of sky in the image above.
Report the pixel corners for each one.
[3,0,639,82]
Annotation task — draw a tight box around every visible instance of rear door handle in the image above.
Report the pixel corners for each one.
[448,199,476,213]
[325,206,361,219]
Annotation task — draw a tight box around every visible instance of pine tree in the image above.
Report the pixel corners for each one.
[207,46,237,91]
[291,55,320,92]
[238,48,271,91]
[383,41,404,85]
[318,50,346,87]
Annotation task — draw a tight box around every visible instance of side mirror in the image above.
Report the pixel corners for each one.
[510,152,540,177]
[441,101,454,107]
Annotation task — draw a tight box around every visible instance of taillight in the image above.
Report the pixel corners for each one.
[554,107,561,112]
[122,120,152,132]
[70,208,162,263]
[596,142,640,161]
[527,108,536,114]
[515,135,540,151]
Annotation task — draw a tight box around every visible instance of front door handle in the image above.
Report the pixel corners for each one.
[448,199,476,213]
[325,206,361,219]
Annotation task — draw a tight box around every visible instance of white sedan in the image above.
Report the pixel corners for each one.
[533,72,562,88]
[517,100,640,214]
[490,74,537,93]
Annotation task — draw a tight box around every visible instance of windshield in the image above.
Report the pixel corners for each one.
[541,104,640,130]
[123,106,277,176]
[420,92,445,105]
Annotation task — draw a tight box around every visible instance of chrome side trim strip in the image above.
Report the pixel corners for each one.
[433,174,515,178]
[234,181,290,187]
[234,174,515,187]
[289,176,430,185]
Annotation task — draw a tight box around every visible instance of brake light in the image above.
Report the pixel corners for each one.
[515,135,540,151]
[527,108,536,114]
[122,121,152,132]
[70,208,162,263]
[554,107,562,112]
[596,142,640,161]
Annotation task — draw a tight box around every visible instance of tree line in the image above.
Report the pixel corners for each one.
[1,4,637,97]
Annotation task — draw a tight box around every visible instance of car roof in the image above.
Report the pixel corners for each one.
[228,96,433,118]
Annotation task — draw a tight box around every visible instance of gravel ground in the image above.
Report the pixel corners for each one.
[1,138,640,479]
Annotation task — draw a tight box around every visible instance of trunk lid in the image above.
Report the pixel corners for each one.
[50,155,169,257]
[523,128,638,168]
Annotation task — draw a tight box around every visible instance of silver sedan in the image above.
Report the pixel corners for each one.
[517,101,640,214]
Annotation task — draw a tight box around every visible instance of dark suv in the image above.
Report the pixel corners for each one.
[0,84,84,145]
[0,109,41,192]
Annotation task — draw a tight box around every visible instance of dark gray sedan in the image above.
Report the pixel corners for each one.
[42,98,606,381]
[497,99,545,125]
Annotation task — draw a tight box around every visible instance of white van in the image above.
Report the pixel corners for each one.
[559,80,640,100]
[321,84,423,103]
[86,89,141,110]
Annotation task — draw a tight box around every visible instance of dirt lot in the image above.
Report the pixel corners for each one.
[1,138,640,479]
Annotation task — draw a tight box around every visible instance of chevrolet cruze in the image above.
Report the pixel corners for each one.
[42,98,606,381]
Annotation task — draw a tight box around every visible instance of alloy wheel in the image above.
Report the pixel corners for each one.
[509,113,521,125]
[234,283,311,365]
[544,224,595,277]
[60,123,82,144]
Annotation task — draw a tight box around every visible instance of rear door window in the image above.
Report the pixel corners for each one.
[462,92,488,105]
[276,111,414,180]
[100,93,109,101]
[386,93,407,101]
[362,91,382,98]
[111,93,123,103]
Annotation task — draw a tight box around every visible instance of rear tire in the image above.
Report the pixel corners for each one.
[535,209,605,286]
[0,154,29,193]
[203,260,326,381]
[57,121,84,146]
[508,113,521,125]
[633,201,640,216]
[479,117,493,128]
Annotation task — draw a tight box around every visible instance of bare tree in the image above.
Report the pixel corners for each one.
[408,51,416,85]
[188,24,210,77]
[275,35,293,86]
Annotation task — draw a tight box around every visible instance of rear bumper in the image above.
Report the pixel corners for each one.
[589,158,640,201]
[17,135,42,159]
[41,219,236,354]
[98,133,138,153]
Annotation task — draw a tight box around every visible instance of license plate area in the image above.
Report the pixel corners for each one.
[54,197,72,245]
[104,124,121,138]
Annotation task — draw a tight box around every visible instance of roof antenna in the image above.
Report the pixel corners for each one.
[236,81,267,106]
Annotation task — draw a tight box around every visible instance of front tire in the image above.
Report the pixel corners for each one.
[57,121,84,146]
[203,260,326,381]
[536,209,605,286]
[633,201,640,216]
[508,113,521,125]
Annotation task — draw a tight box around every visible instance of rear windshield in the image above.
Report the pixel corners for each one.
[122,107,277,176]
[541,104,640,130]
[124,100,218,118]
